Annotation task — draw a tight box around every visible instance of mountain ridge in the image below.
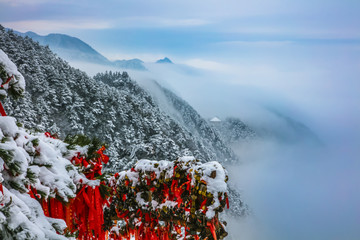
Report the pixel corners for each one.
[10,29,147,71]
[1,26,238,170]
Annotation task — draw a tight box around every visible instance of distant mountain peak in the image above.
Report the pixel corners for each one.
[156,57,173,64]
[113,58,147,70]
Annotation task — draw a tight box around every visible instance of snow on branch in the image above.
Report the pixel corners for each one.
[105,157,229,240]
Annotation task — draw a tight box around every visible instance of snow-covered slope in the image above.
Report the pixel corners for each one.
[209,117,257,145]
[253,108,321,144]
[13,30,110,65]
[99,77,237,165]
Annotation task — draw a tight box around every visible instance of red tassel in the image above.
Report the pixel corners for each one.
[207,221,217,240]
[88,187,95,222]
[95,186,105,240]
[65,199,73,231]
[82,187,91,207]
[171,180,178,193]
[49,198,55,218]
[0,103,7,116]
[57,200,64,219]
[200,199,207,213]
[145,213,150,222]
[41,199,49,217]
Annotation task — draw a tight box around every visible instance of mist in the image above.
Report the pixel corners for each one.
[139,53,360,239]
[224,134,360,240]
[66,39,360,239]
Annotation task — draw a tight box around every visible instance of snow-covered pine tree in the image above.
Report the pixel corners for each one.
[0,49,72,239]
[0,49,108,240]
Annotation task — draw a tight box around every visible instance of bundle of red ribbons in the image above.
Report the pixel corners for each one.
[26,135,230,240]
[29,133,110,239]
[105,158,229,240]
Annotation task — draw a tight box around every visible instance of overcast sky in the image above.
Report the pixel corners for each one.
[1,0,360,60]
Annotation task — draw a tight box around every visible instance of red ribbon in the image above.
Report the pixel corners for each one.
[1,75,13,88]
[31,146,110,239]
[44,132,56,139]
[0,103,6,116]
[71,153,88,167]
[207,220,217,240]
[200,199,207,213]
[97,146,109,164]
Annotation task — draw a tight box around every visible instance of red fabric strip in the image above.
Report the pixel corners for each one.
[1,75,13,88]
[0,103,7,116]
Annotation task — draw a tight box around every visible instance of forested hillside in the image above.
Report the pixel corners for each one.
[1,26,236,172]
[0,25,247,218]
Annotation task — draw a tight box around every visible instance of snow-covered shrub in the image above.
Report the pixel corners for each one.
[105,157,229,240]
[0,48,99,239]
[0,49,25,100]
